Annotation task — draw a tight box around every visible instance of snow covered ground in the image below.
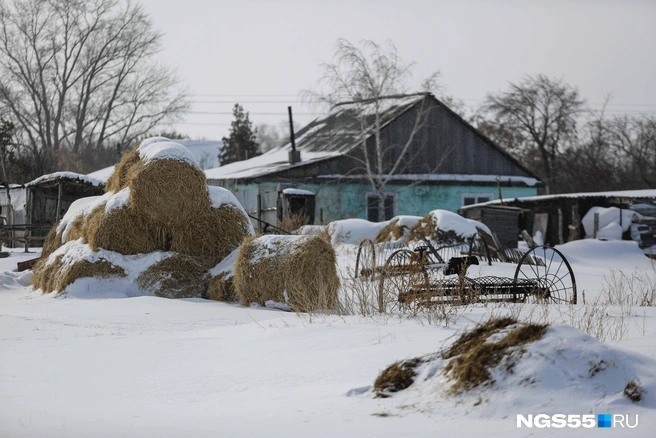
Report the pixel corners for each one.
[1,238,656,437]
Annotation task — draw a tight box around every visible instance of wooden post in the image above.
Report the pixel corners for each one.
[557,208,564,244]
[55,181,63,222]
[593,212,599,239]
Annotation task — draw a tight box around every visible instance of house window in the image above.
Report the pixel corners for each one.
[462,193,492,206]
[367,192,396,222]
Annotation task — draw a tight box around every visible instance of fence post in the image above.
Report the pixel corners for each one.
[593,212,599,239]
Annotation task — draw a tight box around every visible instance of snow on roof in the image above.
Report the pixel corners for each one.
[460,188,656,210]
[204,95,426,181]
[282,188,315,196]
[87,165,115,182]
[137,137,199,168]
[26,172,105,187]
[204,147,340,181]
[318,173,540,186]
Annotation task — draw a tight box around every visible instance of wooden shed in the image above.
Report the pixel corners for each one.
[1,172,105,248]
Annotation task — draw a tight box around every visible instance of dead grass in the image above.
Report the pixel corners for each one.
[137,254,209,299]
[442,317,548,394]
[408,214,468,243]
[374,358,423,398]
[279,212,310,234]
[624,380,645,402]
[129,159,210,227]
[233,235,339,312]
[374,218,405,243]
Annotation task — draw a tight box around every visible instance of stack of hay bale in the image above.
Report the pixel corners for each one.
[31,137,253,298]
[408,209,491,243]
[32,137,340,312]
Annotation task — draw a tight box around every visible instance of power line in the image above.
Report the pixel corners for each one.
[187,111,326,116]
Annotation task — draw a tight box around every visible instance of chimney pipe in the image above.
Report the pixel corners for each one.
[287,106,300,164]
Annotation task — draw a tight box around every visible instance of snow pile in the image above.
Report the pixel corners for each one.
[368,321,656,417]
[374,215,422,243]
[411,209,491,243]
[137,137,200,168]
[327,218,390,245]
[582,206,642,240]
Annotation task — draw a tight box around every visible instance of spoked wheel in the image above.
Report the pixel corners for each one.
[513,246,577,304]
[378,249,429,313]
[355,239,376,279]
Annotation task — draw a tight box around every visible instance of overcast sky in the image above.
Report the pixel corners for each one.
[139,0,656,141]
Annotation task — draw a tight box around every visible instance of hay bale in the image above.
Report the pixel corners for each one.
[129,159,210,227]
[105,146,140,193]
[136,254,209,299]
[208,248,239,302]
[31,254,125,294]
[83,204,159,255]
[233,235,339,312]
[170,204,252,268]
[40,222,63,259]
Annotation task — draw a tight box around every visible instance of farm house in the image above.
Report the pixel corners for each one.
[204,93,542,230]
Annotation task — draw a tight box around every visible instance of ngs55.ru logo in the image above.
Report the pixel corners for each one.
[517,414,639,429]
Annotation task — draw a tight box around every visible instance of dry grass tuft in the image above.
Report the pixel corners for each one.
[442,317,548,394]
[83,205,159,255]
[31,256,125,294]
[129,159,210,227]
[233,235,339,312]
[373,358,422,398]
[105,146,140,193]
[624,380,645,402]
[170,205,251,268]
[137,254,209,299]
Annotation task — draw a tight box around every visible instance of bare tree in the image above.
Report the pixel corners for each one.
[304,39,442,221]
[605,115,656,188]
[0,0,189,174]
[483,75,585,193]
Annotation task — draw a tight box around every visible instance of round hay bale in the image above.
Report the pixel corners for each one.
[136,254,209,299]
[31,255,125,294]
[128,158,210,227]
[30,256,63,293]
[83,205,159,255]
[55,259,126,293]
[233,235,339,312]
[208,273,236,302]
[64,214,87,242]
[170,205,252,268]
[208,248,240,302]
[105,146,140,193]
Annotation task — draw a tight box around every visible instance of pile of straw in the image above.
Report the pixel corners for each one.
[233,235,339,312]
[31,138,253,296]
[374,216,421,243]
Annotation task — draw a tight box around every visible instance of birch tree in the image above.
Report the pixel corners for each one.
[305,39,441,221]
[0,0,189,174]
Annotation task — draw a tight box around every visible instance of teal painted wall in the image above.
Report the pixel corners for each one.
[219,181,537,222]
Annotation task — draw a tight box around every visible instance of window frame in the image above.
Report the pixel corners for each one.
[366,191,397,222]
